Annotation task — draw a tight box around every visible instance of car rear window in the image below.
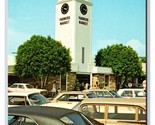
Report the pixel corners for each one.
[10,85,17,88]
[86,93,96,98]
[109,90,121,98]
[26,84,34,88]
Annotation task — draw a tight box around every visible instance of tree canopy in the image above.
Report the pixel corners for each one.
[15,35,72,87]
[95,44,143,84]
[139,57,146,63]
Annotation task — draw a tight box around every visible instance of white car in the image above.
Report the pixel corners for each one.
[50,91,97,109]
[8,91,96,109]
[117,88,146,98]
[8,83,47,96]
[8,91,49,107]
[72,98,146,125]
[83,89,121,98]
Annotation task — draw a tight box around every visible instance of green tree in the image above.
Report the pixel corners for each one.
[95,44,143,84]
[139,57,146,63]
[15,35,72,88]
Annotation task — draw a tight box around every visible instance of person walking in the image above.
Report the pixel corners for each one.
[51,82,56,97]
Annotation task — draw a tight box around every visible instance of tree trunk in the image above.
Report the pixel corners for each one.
[32,76,49,89]
[43,76,48,87]
[41,77,43,88]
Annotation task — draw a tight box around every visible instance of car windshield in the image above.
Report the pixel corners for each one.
[109,90,121,98]
[28,93,49,105]
[26,84,34,88]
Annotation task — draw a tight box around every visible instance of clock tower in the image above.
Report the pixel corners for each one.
[56,0,93,85]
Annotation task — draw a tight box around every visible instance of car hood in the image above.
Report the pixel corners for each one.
[41,101,79,109]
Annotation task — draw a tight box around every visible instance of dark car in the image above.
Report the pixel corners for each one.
[8,106,104,125]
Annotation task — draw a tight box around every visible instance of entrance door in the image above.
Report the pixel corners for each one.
[76,74,90,86]
[76,74,90,84]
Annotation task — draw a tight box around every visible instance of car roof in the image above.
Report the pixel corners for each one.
[118,88,145,91]
[12,83,31,85]
[118,88,145,92]
[9,106,79,118]
[59,91,91,94]
[8,91,39,96]
[79,98,146,108]
[83,89,113,92]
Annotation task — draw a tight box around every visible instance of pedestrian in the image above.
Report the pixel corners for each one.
[96,82,99,89]
[142,80,146,91]
[85,83,89,90]
[51,82,56,97]
[81,82,85,91]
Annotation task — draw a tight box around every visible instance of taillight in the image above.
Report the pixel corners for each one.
[8,89,12,93]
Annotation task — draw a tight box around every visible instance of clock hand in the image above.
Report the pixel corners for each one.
[83,8,86,12]
[64,8,67,11]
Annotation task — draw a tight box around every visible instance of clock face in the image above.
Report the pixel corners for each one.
[80,4,87,15]
[61,3,69,14]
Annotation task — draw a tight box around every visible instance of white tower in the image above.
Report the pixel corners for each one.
[56,0,93,73]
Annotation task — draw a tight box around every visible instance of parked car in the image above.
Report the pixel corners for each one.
[50,91,97,109]
[119,83,144,89]
[8,106,104,125]
[72,98,146,125]
[83,89,121,98]
[8,91,96,109]
[8,91,49,107]
[8,83,48,96]
[117,88,146,98]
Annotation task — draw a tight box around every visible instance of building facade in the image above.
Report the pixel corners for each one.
[8,0,117,91]
[55,0,116,91]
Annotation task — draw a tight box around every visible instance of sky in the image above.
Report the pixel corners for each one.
[8,0,146,63]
